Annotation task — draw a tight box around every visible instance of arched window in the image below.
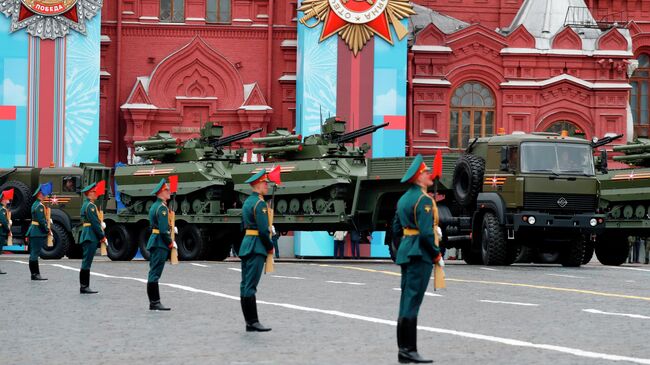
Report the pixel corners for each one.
[631,53,650,137]
[449,82,495,149]
[160,0,184,23]
[207,0,231,23]
[545,121,585,138]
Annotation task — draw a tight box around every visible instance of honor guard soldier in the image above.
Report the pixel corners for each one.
[146,178,176,311]
[26,184,51,281]
[239,169,273,332]
[392,155,444,363]
[78,182,106,294]
[0,188,14,275]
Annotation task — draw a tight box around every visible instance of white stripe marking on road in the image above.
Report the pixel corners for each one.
[271,275,304,280]
[391,287,444,297]
[326,280,365,285]
[625,280,636,283]
[191,263,209,268]
[546,274,586,279]
[480,300,539,307]
[583,309,650,320]
[228,268,242,272]
[14,260,650,365]
[480,267,499,271]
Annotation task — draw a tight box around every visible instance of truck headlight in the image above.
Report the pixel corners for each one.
[527,216,536,225]
[589,218,598,227]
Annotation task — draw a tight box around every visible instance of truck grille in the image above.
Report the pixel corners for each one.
[524,193,597,213]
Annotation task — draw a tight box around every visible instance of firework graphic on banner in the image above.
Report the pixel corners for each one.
[301,28,337,135]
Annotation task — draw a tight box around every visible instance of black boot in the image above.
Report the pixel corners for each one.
[398,318,432,364]
[30,261,47,281]
[80,269,98,294]
[147,282,170,311]
[241,296,271,332]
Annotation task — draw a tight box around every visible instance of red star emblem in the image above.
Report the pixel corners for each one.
[149,167,157,176]
[50,195,60,206]
[320,0,393,44]
[628,171,636,181]
[491,175,499,188]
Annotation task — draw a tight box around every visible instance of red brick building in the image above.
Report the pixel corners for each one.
[99,0,650,166]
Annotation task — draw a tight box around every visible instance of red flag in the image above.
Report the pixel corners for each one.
[1,188,14,201]
[268,165,282,185]
[95,180,106,196]
[169,175,179,194]
[432,150,443,180]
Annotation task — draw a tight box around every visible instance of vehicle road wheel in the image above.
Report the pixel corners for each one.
[177,224,207,261]
[595,233,628,266]
[66,232,83,259]
[106,224,137,261]
[480,212,509,265]
[0,180,33,219]
[515,245,534,263]
[40,222,69,260]
[560,236,585,267]
[452,154,485,208]
[137,226,152,261]
[582,241,595,265]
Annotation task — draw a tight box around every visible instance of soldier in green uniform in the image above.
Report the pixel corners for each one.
[239,169,273,332]
[78,182,107,294]
[146,178,175,311]
[0,188,14,275]
[25,184,50,281]
[392,155,444,364]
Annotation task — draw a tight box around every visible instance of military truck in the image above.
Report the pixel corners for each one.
[594,137,650,265]
[0,163,111,259]
[102,122,262,262]
[370,132,606,266]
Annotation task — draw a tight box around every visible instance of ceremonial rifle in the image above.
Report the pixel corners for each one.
[169,175,179,265]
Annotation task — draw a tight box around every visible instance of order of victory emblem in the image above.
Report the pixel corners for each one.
[299,0,415,55]
[0,0,102,39]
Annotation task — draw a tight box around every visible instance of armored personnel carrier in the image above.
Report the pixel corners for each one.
[104,123,261,261]
[595,137,650,265]
[230,117,388,231]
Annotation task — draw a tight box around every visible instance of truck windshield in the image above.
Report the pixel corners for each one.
[520,142,595,176]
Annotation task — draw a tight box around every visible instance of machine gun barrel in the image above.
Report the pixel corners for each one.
[134,148,182,157]
[252,145,303,154]
[613,142,650,153]
[252,134,302,144]
[134,138,181,149]
[613,153,650,162]
[591,134,623,149]
[212,128,263,148]
[333,122,389,144]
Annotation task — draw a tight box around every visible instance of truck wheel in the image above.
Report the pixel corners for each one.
[595,234,628,266]
[560,236,585,267]
[463,249,483,265]
[582,242,594,265]
[40,223,69,260]
[480,212,509,265]
[106,225,137,261]
[137,227,151,261]
[452,154,485,208]
[0,180,33,219]
[178,225,207,261]
[515,245,534,263]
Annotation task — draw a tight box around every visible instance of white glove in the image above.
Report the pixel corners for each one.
[50,219,53,224]
[437,257,445,268]
[101,221,106,230]
[172,241,178,249]
[174,226,178,234]
[271,225,277,235]
[103,238,109,247]
[435,226,443,238]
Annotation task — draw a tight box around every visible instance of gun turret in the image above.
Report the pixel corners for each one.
[212,128,263,148]
[252,145,303,154]
[612,138,650,166]
[252,134,302,145]
[332,122,389,144]
[592,134,624,149]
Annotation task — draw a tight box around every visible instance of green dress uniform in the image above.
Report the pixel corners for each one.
[392,155,440,364]
[78,182,105,294]
[239,170,273,332]
[146,179,173,311]
[26,192,49,280]
[0,204,10,274]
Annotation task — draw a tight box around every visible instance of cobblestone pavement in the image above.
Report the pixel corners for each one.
[0,256,648,365]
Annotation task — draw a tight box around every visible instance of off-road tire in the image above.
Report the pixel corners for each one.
[177,224,208,261]
[480,212,509,265]
[560,236,585,267]
[595,233,629,266]
[452,154,485,208]
[137,226,152,261]
[582,242,595,265]
[40,222,69,260]
[106,224,137,261]
[0,180,32,219]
